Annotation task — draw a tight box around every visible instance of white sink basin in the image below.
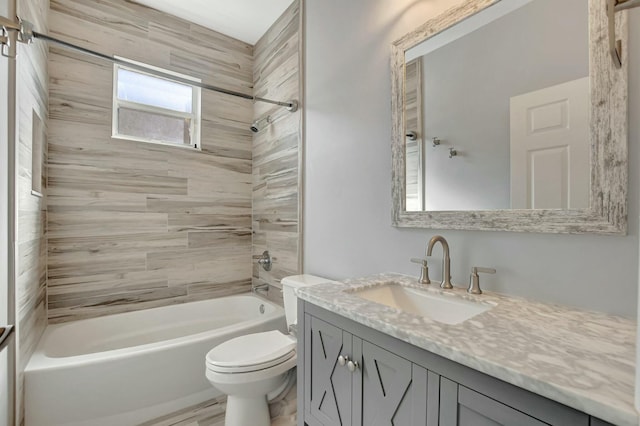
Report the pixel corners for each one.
[352,283,493,325]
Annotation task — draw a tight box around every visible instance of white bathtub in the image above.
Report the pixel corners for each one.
[24,295,286,426]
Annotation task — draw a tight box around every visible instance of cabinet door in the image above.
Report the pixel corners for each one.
[305,315,353,426]
[357,341,434,426]
[440,378,548,426]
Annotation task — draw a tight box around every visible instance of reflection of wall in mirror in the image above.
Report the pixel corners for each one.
[419,0,588,211]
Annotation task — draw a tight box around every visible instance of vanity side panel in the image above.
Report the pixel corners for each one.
[298,300,306,426]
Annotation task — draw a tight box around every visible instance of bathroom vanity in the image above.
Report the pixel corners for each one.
[296,274,636,426]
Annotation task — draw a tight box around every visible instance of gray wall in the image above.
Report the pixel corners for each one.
[420,0,588,210]
[304,0,639,318]
[631,8,640,415]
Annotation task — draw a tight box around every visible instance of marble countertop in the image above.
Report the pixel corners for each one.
[296,273,638,426]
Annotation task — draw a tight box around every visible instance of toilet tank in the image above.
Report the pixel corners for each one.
[281,274,337,328]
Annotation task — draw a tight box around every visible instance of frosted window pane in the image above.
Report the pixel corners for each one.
[117,68,193,113]
[118,108,191,145]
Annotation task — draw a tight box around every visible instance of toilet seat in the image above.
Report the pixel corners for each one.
[206,330,296,374]
[206,352,297,386]
[207,350,296,373]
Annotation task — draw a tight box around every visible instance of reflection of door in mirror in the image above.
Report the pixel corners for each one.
[510,77,590,209]
[405,59,423,212]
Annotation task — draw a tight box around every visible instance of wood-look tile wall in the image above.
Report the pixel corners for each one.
[16,0,48,422]
[252,1,303,304]
[47,0,255,322]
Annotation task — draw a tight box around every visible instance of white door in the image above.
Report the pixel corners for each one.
[510,77,590,209]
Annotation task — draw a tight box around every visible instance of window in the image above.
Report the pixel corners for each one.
[112,60,201,149]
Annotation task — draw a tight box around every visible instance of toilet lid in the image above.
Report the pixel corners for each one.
[206,330,295,370]
[206,349,296,374]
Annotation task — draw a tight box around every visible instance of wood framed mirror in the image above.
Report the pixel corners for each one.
[391,0,628,234]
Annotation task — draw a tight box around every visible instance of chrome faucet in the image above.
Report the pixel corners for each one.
[253,251,272,271]
[468,267,496,295]
[426,236,453,289]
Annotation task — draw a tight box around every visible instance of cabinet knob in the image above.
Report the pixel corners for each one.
[347,360,359,372]
[338,355,349,366]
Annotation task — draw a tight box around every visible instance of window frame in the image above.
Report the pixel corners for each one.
[112,59,202,150]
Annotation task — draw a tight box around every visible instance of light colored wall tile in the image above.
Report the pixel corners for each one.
[47,0,255,322]
[252,1,303,304]
[15,0,48,423]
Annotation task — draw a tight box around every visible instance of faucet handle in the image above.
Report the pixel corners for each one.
[468,267,496,295]
[410,258,431,284]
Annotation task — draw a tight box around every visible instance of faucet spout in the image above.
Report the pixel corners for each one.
[426,235,453,289]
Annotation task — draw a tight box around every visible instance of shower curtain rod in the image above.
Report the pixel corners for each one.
[1,18,298,112]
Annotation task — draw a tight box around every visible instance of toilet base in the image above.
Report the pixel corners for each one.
[225,394,270,426]
[205,338,298,426]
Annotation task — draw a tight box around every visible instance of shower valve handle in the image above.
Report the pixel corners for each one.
[253,251,272,272]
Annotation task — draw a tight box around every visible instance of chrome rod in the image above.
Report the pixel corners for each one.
[29,30,298,111]
[615,0,640,12]
[0,15,20,31]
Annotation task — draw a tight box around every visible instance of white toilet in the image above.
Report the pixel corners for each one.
[205,274,335,426]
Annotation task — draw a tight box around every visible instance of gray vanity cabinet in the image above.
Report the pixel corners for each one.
[303,314,436,426]
[299,301,621,426]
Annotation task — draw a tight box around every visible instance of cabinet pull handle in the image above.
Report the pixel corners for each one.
[347,360,359,372]
[338,355,349,366]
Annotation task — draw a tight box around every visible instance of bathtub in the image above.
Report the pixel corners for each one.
[24,295,286,426]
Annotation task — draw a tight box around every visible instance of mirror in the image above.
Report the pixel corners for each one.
[391,0,628,234]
